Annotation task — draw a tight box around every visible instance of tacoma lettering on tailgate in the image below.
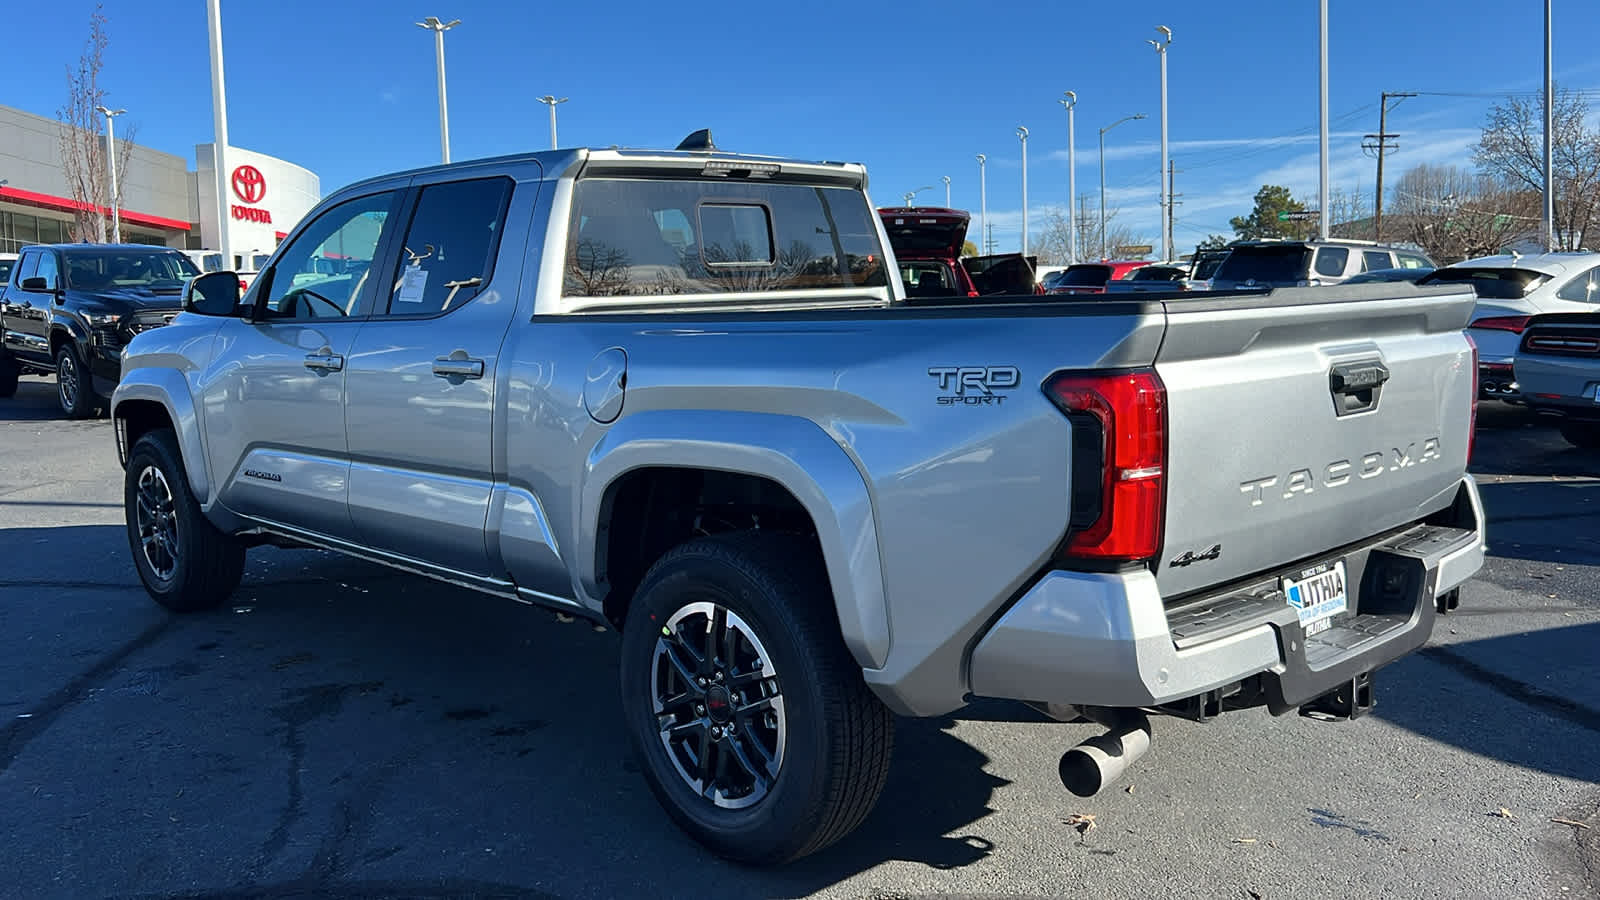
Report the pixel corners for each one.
[1239,438,1441,507]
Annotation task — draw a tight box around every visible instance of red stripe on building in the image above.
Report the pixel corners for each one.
[0,186,192,232]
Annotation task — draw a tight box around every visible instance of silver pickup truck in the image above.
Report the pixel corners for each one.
[110,135,1486,865]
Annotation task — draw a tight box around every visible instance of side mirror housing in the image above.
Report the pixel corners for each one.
[21,276,54,292]
[183,271,244,316]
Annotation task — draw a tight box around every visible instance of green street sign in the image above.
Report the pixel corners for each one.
[1277,210,1321,222]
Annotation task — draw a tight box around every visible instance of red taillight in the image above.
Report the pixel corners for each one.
[1469,315,1531,334]
[1465,333,1479,463]
[1046,368,1167,561]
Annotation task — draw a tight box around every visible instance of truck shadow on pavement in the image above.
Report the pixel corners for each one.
[0,526,1009,899]
[1475,478,1600,567]
[1375,622,1600,783]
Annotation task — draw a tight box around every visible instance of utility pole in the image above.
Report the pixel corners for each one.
[1060,91,1078,264]
[1363,91,1415,241]
[1167,159,1181,259]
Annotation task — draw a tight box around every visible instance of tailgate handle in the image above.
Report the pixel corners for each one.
[1329,361,1389,416]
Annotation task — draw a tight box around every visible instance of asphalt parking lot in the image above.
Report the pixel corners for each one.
[1,376,1596,900]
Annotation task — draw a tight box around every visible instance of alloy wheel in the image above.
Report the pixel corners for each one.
[651,600,786,809]
[134,465,179,582]
[57,353,79,411]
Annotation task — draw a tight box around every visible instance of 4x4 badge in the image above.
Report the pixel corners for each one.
[1169,544,1222,567]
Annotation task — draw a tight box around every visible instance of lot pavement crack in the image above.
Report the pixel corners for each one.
[0,617,174,774]
[1419,645,1600,735]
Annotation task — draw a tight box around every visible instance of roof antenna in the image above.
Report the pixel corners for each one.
[675,129,716,152]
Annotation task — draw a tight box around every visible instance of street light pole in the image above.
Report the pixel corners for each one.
[1149,27,1172,260]
[96,106,127,243]
[1059,91,1077,264]
[1318,0,1330,240]
[902,185,935,208]
[538,95,568,150]
[976,154,987,250]
[1099,114,1146,260]
[1543,0,1555,250]
[204,0,231,265]
[1018,126,1030,255]
[942,175,951,208]
[416,16,461,164]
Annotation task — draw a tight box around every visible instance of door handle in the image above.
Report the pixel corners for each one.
[432,356,485,379]
[303,353,344,372]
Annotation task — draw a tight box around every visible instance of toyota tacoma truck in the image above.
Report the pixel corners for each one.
[110,133,1487,865]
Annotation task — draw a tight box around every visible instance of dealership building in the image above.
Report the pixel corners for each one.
[0,103,319,263]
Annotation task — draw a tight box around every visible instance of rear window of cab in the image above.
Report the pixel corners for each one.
[563,179,888,297]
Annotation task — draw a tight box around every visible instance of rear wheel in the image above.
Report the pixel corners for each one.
[55,345,99,418]
[1558,422,1600,450]
[619,532,894,865]
[124,429,245,612]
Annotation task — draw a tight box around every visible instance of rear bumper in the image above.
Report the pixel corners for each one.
[1515,354,1600,420]
[967,475,1486,713]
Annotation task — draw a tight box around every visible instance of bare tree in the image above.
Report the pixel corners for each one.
[1326,186,1370,235]
[1031,194,1154,263]
[56,4,136,243]
[1386,163,1538,263]
[1475,86,1600,250]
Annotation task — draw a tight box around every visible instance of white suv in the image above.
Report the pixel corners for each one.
[1209,239,1435,290]
[1418,252,1600,401]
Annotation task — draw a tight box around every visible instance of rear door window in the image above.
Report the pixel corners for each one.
[1314,247,1349,277]
[382,177,513,316]
[1361,250,1393,272]
[563,179,888,296]
[1397,252,1431,269]
[1213,246,1311,283]
[1556,265,1600,303]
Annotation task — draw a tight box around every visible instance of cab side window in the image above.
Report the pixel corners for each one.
[13,250,39,285]
[33,251,60,290]
[1362,250,1393,272]
[382,177,512,316]
[260,191,398,320]
[1314,247,1348,278]
[1556,265,1600,303]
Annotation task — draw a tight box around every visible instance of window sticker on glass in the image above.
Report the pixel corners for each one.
[397,265,429,304]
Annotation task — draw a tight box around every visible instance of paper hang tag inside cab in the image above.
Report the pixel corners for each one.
[397,265,428,304]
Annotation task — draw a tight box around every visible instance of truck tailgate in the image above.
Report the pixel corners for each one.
[1153,284,1477,599]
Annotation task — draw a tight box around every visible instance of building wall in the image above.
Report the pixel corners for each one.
[0,104,191,225]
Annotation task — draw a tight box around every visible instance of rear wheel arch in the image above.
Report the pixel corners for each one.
[579,413,890,669]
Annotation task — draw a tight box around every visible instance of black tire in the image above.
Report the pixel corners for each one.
[619,532,894,865]
[1558,423,1600,449]
[55,344,99,418]
[124,429,245,612]
[0,348,17,399]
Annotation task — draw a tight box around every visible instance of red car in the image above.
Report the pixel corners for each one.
[878,207,1039,300]
[1047,260,1153,295]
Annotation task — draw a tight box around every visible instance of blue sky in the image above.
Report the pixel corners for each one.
[8,1,1599,257]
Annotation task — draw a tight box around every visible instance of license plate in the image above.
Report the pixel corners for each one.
[1283,560,1348,637]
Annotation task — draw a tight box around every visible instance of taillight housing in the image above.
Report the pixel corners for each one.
[1046,368,1167,561]
[1469,315,1531,334]
[1464,333,1479,463]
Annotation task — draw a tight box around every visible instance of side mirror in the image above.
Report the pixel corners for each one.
[184,271,243,316]
[21,276,53,292]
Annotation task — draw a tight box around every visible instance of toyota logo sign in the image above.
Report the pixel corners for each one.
[231,165,266,204]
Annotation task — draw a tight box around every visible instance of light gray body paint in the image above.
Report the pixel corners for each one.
[113,147,1486,720]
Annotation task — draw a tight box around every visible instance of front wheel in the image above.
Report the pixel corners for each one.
[1558,422,1600,450]
[619,532,894,865]
[55,345,99,418]
[124,429,245,612]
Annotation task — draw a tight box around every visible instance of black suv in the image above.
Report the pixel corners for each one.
[0,244,200,416]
